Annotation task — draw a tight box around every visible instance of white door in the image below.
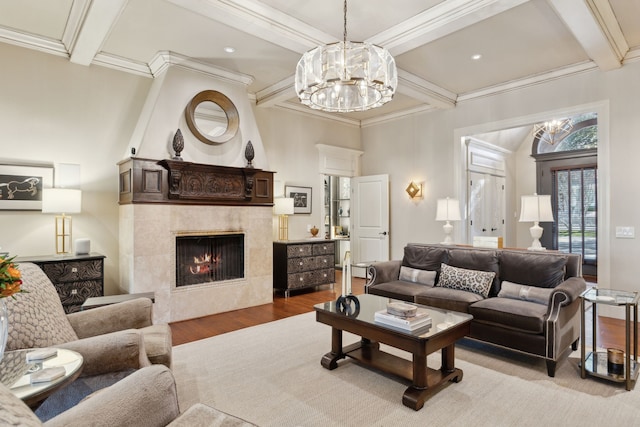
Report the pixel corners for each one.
[467,172,505,242]
[351,174,389,277]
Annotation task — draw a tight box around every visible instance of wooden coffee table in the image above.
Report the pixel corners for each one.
[314,294,472,410]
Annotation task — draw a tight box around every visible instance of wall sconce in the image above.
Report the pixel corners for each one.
[273,197,294,241]
[519,193,554,251]
[42,188,82,254]
[406,181,423,199]
[435,197,461,245]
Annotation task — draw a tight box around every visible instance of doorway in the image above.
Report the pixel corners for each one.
[454,103,608,285]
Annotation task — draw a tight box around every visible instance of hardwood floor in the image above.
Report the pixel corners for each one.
[169,273,633,353]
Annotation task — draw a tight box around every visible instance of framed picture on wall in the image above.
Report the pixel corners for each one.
[285,185,312,214]
[0,163,53,211]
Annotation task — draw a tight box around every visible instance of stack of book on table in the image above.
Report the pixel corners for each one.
[374,302,432,331]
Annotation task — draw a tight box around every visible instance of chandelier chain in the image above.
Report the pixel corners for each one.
[343,0,347,44]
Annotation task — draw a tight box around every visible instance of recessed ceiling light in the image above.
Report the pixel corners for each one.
[471,54,482,60]
[224,47,235,53]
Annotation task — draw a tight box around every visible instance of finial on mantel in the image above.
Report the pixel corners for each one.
[245,140,255,168]
[172,129,184,161]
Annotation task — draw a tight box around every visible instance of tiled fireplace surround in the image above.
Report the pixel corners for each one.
[118,161,274,324]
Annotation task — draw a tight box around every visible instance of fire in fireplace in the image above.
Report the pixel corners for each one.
[176,233,244,287]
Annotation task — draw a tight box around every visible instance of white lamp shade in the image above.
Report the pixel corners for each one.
[519,194,554,222]
[435,198,461,221]
[273,197,294,215]
[42,188,82,214]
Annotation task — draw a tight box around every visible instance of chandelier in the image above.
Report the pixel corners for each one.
[294,0,397,113]
[533,118,573,145]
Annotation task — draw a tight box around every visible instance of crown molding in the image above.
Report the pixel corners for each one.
[93,52,152,77]
[457,60,598,102]
[148,51,254,85]
[0,27,68,57]
[275,102,361,127]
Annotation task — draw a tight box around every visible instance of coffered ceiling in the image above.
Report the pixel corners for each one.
[0,0,638,126]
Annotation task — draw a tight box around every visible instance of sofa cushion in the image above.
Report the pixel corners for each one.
[415,287,484,313]
[438,263,495,298]
[469,297,548,334]
[367,280,429,302]
[399,266,436,286]
[447,248,500,296]
[499,250,568,289]
[402,245,448,271]
[498,281,554,305]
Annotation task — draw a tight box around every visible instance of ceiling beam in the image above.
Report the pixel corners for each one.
[367,0,529,55]
[68,0,129,66]
[548,0,627,71]
[167,0,335,53]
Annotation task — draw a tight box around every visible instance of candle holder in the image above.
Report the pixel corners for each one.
[607,348,624,375]
[336,295,360,317]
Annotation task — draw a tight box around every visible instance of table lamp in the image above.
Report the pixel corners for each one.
[42,188,82,254]
[274,197,294,241]
[435,197,461,245]
[519,193,554,251]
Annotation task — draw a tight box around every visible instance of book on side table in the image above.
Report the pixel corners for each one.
[374,306,432,331]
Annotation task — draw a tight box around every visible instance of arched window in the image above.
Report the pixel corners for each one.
[532,112,598,278]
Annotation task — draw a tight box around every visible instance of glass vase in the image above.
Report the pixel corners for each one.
[0,299,8,361]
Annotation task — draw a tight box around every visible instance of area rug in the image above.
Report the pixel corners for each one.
[172,312,639,426]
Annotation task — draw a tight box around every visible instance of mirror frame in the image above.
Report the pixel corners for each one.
[185,90,239,145]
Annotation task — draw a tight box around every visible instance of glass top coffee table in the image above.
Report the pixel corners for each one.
[314,294,473,410]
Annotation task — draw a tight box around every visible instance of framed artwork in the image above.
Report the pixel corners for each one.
[0,163,53,211]
[285,185,312,214]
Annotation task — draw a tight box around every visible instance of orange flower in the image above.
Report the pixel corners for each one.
[8,266,20,280]
[0,254,26,299]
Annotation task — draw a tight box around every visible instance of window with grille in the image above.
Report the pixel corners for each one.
[552,166,597,264]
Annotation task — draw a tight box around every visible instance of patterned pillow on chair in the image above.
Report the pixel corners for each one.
[437,263,496,298]
[5,263,79,350]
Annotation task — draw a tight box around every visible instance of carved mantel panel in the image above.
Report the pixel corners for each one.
[118,157,273,206]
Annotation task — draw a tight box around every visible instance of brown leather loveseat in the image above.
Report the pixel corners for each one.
[365,243,586,376]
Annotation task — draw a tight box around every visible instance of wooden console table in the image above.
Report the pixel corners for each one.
[273,240,335,297]
[16,253,105,313]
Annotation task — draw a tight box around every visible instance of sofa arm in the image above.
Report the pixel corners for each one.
[366,260,401,290]
[549,277,587,308]
[57,329,150,377]
[67,298,153,339]
[45,365,180,427]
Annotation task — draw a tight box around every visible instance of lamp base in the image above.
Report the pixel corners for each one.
[527,222,546,251]
[440,221,454,245]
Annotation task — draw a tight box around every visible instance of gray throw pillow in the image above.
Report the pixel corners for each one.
[438,263,495,298]
[498,280,554,305]
[399,266,436,286]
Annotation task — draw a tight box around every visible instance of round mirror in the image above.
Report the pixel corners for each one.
[185,90,239,145]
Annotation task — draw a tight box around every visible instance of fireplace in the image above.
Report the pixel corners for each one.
[118,158,275,323]
[176,233,244,287]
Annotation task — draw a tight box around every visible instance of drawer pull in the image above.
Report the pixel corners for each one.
[71,267,78,273]
[299,248,303,252]
[71,289,78,295]
[323,259,327,263]
[323,246,327,250]
[299,262,303,266]
[299,277,304,282]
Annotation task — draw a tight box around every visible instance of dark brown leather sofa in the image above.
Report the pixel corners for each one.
[365,243,586,377]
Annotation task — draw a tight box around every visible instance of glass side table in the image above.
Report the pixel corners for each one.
[580,288,639,390]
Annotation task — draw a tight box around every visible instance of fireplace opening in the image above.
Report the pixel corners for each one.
[176,233,244,287]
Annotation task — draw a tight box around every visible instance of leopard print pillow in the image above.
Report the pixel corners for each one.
[438,263,495,298]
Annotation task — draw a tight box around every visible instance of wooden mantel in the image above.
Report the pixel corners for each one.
[118,157,273,206]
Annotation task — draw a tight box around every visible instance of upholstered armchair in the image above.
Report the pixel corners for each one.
[0,364,257,427]
[5,263,172,375]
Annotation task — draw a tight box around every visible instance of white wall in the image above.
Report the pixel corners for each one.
[254,107,361,241]
[0,43,150,294]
